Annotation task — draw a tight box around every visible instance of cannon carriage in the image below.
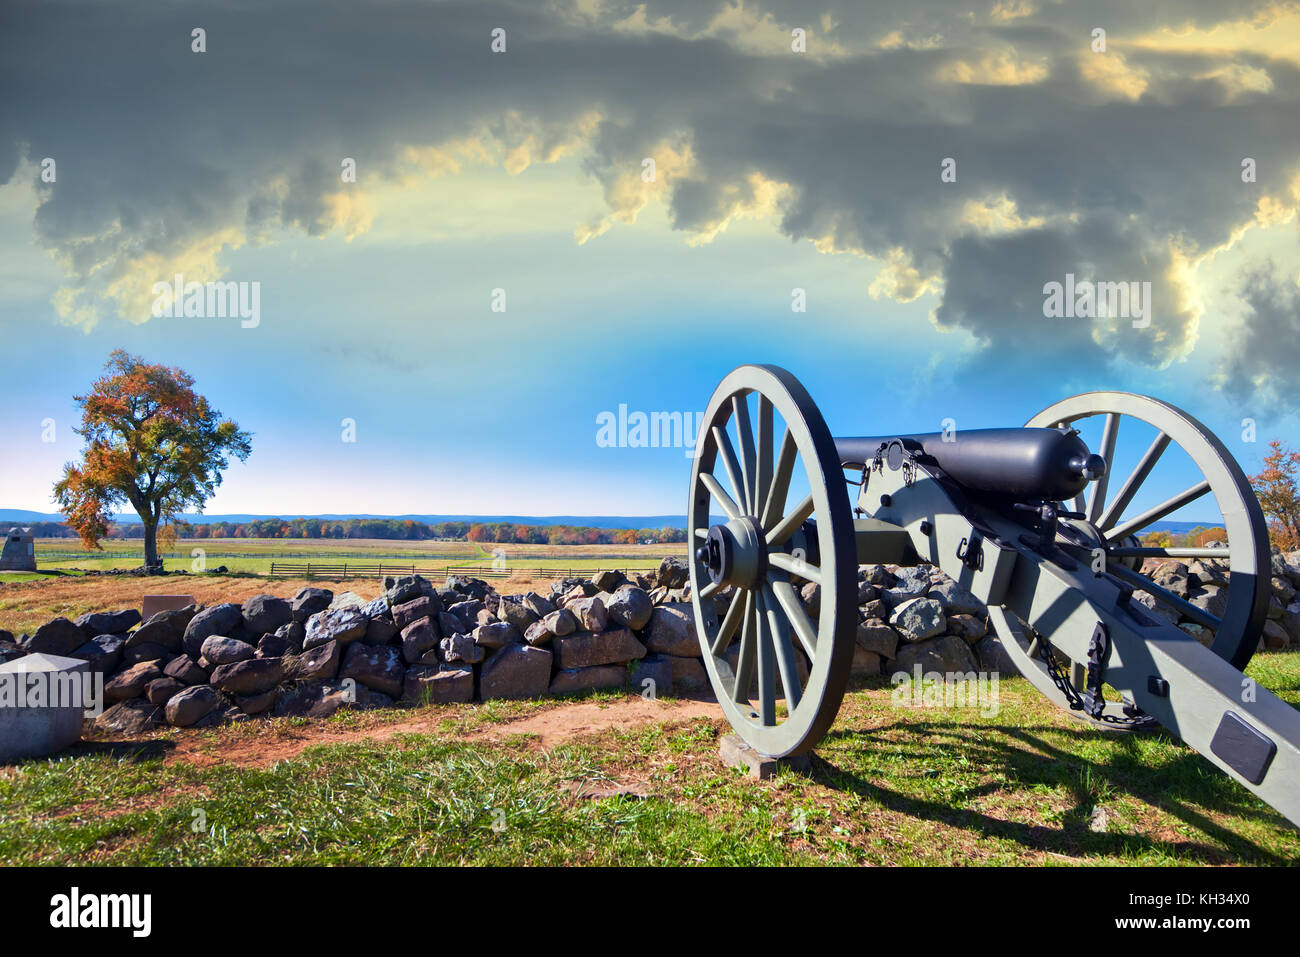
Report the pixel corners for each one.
[688,364,1299,826]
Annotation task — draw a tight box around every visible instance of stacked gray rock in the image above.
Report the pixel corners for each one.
[1136,549,1300,652]
[7,547,1296,741]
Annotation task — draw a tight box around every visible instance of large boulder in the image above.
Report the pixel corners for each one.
[339,643,405,698]
[241,594,293,635]
[440,632,485,665]
[392,595,443,631]
[890,597,947,642]
[104,661,164,703]
[973,635,1019,675]
[400,617,441,664]
[27,618,88,656]
[496,598,538,632]
[552,628,647,670]
[385,574,436,607]
[291,587,334,623]
[303,606,369,650]
[182,603,243,658]
[890,636,979,676]
[657,556,689,588]
[69,633,126,674]
[856,622,899,659]
[200,635,256,666]
[927,581,985,618]
[127,606,195,651]
[607,585,653,631]
[567,597,608,633]
[522,592,555,618]
[75,608,142,636]
[283,640,342,682]
[480,644,552,699]
[473,621,521,650]
[163,654,209,686]
[165,685,222,727]
[122,641,171,666]
[643,604,699,657]
[209,657,285,695]
[144,676,185,707]
[403,664,474,704]
[94,698,162,734]
[549,665,627,695]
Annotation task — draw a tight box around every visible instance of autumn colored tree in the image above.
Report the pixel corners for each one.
[53,351,252,570]
[1250,439,1300,551]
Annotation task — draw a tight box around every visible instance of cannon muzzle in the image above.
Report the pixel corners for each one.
[835,427,1101,501]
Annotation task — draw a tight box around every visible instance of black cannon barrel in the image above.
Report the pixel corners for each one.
[835,427,1100,501]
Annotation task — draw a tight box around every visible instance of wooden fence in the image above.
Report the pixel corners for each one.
[268,562,654,581]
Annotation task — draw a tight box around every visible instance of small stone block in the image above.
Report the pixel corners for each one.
[718,733,811,780]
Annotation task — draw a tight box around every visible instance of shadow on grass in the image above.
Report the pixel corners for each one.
[65,738,177,762]
[812,719,1291,864]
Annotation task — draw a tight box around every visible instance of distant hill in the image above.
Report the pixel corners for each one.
[0,509,696,531]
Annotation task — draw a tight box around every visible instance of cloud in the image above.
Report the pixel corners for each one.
[1216,263,1300,406]
[1,0,1297,388]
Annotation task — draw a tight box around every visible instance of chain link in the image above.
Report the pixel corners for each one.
[1037,635,1158,730]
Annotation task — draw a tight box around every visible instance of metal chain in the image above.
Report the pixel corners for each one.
[1037,635,1158,729]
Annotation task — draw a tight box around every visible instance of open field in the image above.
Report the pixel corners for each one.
[26,538,681,576]
[0,538,682,634]
[3,655,1299,866]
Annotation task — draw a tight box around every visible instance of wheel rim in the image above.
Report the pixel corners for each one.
[1026,393,1269,670]
[688,365,857,758]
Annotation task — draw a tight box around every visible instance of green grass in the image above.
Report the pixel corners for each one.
[2,655,1299,865]
[30,538,671,577]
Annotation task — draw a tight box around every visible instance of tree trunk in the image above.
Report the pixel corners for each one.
[142,519,159,571]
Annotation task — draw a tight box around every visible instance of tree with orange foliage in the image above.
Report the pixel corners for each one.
[53,351,252,570]
[1249,440,1300,551]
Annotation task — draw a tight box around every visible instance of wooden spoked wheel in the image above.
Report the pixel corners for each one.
[1027,392,1270,671]
[688,365,857,758]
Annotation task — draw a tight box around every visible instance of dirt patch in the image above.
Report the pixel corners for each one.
[466,695,720,748]
[85,693,724,772]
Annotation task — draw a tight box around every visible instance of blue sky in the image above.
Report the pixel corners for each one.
[1,0,1298,524]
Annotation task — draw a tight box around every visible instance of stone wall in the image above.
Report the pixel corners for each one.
[1,548,1298,738]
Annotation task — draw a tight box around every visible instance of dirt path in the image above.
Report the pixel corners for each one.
[140,694,723,771]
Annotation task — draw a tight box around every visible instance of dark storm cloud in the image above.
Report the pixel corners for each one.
[2,0,1297,393]
[1219,264,1300,406]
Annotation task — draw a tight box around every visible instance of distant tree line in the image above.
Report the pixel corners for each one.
[65,517,688,546]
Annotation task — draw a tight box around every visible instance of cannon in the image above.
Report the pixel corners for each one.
[687,364,1299,827]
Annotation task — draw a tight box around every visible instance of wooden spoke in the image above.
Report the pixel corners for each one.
[1086,412,1119,524]
[768,550,824,586]
[699,472,742,521]
[761,428,798,531]
[754,396,774,520]
[766,493,815,547]
[755,590,777,725]
[711,426,747,517]
[763,584,803,711]
[698,580,721,599]
[770,576,818,659]
[1099,431,1169,532]
[732,396,757,515]
[1106,480,1211,544]
[694,527,709,540]
[710,587,746,656]
[732,591,757,703]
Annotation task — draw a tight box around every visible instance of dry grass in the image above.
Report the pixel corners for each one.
[0,576,384,635]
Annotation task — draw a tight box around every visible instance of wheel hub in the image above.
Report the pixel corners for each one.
[695,517,767,588]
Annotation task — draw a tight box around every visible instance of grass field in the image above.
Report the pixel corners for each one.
[2,655,1298,866]
[25,538,679,576]
[0,538,681,635]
